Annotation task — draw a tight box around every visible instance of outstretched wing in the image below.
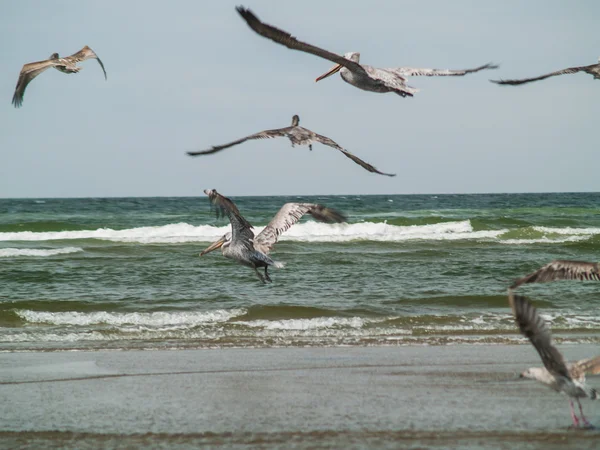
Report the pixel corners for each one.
[11,59,58,108]
[572,356,600,377]
[312,133,396,177]
[236,7,367,77]
[509,293,571,380]
[67,46,107,79]
[510,260,600,290]
[254,203,346,254]
[390,62,498,77]
[187,127,290,156]
[490,64,595,86]
[204,189,254,249]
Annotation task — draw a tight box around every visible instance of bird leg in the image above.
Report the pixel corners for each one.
[264,266,272,283]
[569,399,580,427]
[576,398,593,428]
[254,267,266,284]
[309,144,313,151]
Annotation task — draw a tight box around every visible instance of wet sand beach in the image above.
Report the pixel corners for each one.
[1,344,599,449]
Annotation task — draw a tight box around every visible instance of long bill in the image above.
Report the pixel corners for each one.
[315,64,342,82]
[200,237,225,256]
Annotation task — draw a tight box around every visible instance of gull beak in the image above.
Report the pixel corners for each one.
[200,237,225,256]
[315,64,342,82]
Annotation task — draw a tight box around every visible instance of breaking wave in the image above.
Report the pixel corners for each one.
[0,247,83,257]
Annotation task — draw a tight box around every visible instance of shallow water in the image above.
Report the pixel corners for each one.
[1,193,599,350]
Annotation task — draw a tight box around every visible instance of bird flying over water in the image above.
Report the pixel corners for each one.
[510,260,600,290]
[200,189,346,283]
[236,6,497,97]
[12,46,107,108]
[508,293,599,428]
[491,57,600,86]
[187,114,395,177]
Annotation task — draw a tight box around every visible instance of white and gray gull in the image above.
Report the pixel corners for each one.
[491,57,600,86]
[12,46,107,108]
[200,189,346,283]
[508,293,599,428]
[187,115,395,177]
[236,7,497,98]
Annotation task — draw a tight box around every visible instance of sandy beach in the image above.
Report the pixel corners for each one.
[1,344,599,449]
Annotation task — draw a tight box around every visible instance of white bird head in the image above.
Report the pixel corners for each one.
[315,52,360,82]
[200,232,232,256]
[519,367,551,383]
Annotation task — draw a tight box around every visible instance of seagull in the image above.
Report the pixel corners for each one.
[236,6,497,97]
[509,293,599,428]
[12,46,107,108]
[491,57,600,86]
[200,189,346,283]
[510,260,600,290]
[187,114,395,177]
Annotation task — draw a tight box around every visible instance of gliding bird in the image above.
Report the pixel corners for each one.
[236,7,497,98]
[509,293,599,428]
[510,260,600,290]
[200,189,346,283]
[12,46,107,108]
[187,115,395,177]
[491,57,600,86]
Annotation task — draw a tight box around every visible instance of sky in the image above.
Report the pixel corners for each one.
[1,0,598,198]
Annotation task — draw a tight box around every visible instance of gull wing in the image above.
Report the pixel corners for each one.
[66,45,107,79]
[188,127,291,156]
[510,260,600,289]
[490,64,596,86]
[204,189,255,250]
[236,7,367,77]
[390,62,498,77]
[509,293,571,380]
[311,132,396,177]
[571,356,600,378]
[254,203,346,254]
[12,59,59,108]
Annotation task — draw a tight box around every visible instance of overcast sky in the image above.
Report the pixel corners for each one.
[1,0,598,198]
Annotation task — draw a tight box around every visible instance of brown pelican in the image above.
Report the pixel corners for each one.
[236,7,497,97]
[200,189,346,283]
[510,260,600,290]
[12,46,107,108]
[491,57,600,86]
[187,115,395,177]
[508,293,599,428]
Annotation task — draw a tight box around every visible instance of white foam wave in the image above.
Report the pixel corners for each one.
[533,226,600,236]
[500,236,589,245]
[15,309,245,327]
[0,247,83,257]
[0,220,506,244]
[237,317,378,330]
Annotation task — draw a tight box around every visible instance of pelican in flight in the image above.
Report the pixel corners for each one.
[508,293,599,428]
[200,189,346,283]
[510,260,600,290]
[187,115,395,177]
[236,7,497,98]
[491,57,600,86]
[12,45,107,108]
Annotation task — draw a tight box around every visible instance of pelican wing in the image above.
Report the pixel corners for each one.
[188,127,291,156]
[490,64,596,86]
[12,59,61,108]
[509,293,571,380]
[311,132,396,177]
[570,356,600,381]
[204,189,254,250]
[390,62,498,77]
[66,46,107,79]
[236,7,366,76]
[254,203,346,254]
[510,260,600,290]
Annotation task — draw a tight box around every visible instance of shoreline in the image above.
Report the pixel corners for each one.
[1,344,599,448]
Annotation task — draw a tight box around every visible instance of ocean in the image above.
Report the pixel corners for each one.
[1,192,599,352]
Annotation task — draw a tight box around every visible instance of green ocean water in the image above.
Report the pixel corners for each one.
[0,193,599,351]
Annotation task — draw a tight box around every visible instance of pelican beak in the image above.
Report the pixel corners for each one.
[200,237,225,256]
[315,64,342,82]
